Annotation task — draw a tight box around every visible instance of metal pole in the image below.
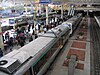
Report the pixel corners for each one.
[46,4,49,25]
[34,9,36,34]
[0,22,4,50]
[13,0,16,29]
[61,4,63,19]
[25,1,28,16]
[34,3,37,34]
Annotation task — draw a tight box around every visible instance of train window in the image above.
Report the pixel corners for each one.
[51,42,59,55]
[32,39,63,75]
[23,67,33,75]
[58,38,63,46]
[38,56,46,70]
[33,63,39,75]
[33,56,46,75]
[62,30,70,43]
[45,50,51,60]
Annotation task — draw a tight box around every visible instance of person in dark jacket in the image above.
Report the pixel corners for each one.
[35,34,38,39]
[18,38,25,47]
[0,48,3,58]
[29,35,33,42]
[8,37,13,51]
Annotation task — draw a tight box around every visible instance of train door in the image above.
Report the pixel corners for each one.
[58,37,63,48]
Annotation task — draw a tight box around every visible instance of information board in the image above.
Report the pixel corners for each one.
[9,19,15,24]
[39,0,52,4]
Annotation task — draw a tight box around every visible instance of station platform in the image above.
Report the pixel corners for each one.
[45,17,90,75]
[3,35,36,55]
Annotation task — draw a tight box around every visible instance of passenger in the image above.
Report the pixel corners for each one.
[32,24,34,29]
[21,27,26,33]
[29,35,33,42]
[46,25,49,30]
[55,17,58,26]
[0,48,3,58]
[44,27,47,33]
[32,28,35,35]
[35,34,38,39]
[5,32,9,40]
[4,41,8,50]
[18,38,25,47]
[16,27,20,35]
[28,24,31,32]
[8,37,14,51]
[19,32,24,38]
[38,24,41,31]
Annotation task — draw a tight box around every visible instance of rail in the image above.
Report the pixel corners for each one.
[90,17,100,75]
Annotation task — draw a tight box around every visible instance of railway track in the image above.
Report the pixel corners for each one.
[90,17,100,75]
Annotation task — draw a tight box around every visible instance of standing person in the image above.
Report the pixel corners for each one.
[44,26,47,33]
[29,35,33,42]
[16,27,20,35]
[18,38,25,47]
[32,29,35,35]
[5,32,9,40]
[35,34,38,39]
[55,17,58,26]
[8,37,13,51]
[28,24,31,32]
[0,48,3,58]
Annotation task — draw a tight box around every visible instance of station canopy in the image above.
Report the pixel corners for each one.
[0,0,100,6]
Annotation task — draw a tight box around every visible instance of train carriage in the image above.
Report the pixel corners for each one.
[0,13,82,75]
[62,13,82,34]
[0,23,70,75]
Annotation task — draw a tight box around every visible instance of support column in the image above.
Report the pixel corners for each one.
[46,4,49,25]
[34,10,36,34]
[87,10,89,16]
[61,4,63,19]
[0,22,4,50]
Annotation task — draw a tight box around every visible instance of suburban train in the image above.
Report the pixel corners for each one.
[0,13,82,75]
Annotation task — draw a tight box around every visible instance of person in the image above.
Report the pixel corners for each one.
[16,27,20,35]
[35,34,38,39]
[32,29,35,35]
[29,35,33,42]
[8,37,13,51]
[0,48,3,58]
[18,38,25,47]
[28,24,31,32]
[44,27,47,33]
[5,32,9,40]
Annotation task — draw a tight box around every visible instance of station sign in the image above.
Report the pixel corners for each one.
[9,19,15,24]
[39,0,52,4]
[52,1,61,5]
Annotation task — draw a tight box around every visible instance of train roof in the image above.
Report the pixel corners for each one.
[0,37,54,74]
[40,24,69,38]
[64,15,81,25]
[19,37,54,57]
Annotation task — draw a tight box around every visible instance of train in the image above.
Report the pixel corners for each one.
[0,13,82,75]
